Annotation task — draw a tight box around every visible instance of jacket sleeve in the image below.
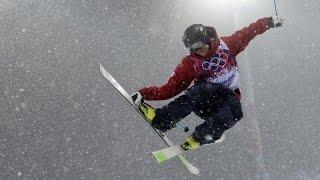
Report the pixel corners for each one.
[139,57,196,100]
[222,17,273,56]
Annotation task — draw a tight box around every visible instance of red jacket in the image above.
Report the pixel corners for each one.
[140,17,273,101]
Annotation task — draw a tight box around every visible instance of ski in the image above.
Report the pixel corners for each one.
[99,63,200,175]
[151,134,226,164]
[152,144,185,164]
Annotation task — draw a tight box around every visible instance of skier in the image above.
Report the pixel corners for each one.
[131,16,283,151]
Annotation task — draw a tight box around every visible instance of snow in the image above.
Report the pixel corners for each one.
[1,0,320,179]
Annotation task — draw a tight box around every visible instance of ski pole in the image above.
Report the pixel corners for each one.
[273,0,279,15]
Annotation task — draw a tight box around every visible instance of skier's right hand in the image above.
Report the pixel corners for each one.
[271,15,284,28]
[131,91,143,105]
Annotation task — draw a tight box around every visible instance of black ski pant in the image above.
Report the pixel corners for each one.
[152,81,243,144]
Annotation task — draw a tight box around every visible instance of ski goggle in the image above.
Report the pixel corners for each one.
[189,41,209,52]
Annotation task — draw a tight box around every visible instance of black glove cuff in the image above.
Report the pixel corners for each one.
[268,17,275,28]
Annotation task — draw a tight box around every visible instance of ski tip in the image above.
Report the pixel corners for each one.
[177,155,200,175]
[99,63,104,72]
[99,63,104,74]
[189,166,200,175]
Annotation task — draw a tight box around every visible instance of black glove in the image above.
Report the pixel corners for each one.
[131,92,143,105]
[269,16,284,28]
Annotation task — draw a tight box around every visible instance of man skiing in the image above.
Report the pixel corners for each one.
[131,16,283,151]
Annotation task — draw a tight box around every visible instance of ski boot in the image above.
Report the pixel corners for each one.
[181,134,226,151]
[139,102,177,132]
[181,135,201,151]
[138,102,156,124]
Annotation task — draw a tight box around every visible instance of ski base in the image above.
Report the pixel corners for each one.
[151,145,185,164]
[151,146,200,174]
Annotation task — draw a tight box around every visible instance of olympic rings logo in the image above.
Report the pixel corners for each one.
[201,52,229,72]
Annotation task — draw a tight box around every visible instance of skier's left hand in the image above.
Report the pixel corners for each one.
[271,15,284,27]
[131,91,143,105]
